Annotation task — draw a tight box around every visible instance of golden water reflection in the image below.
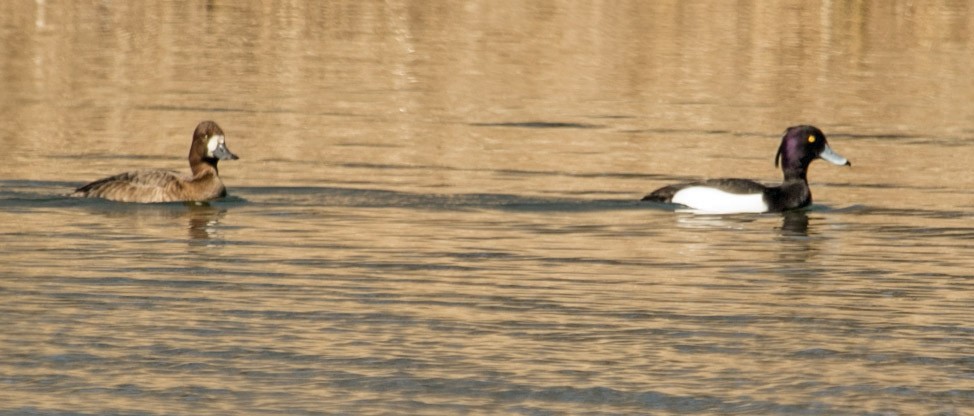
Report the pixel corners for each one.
[1,1,973,415]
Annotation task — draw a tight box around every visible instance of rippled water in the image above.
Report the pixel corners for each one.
[3,1,974,415]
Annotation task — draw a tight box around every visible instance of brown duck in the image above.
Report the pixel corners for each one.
[71,121,239,203]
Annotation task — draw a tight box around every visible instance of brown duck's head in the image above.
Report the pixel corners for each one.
[190,120,239,164]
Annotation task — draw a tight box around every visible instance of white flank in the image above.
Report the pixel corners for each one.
[671,186,768,214]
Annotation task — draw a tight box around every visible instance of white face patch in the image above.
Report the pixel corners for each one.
[206,135,225,157]
[671,186,768,214]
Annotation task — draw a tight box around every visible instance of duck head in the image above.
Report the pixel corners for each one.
[191,120,239,163]
[775,125,850,180]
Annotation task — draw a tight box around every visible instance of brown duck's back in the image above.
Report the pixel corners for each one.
[71,169,226,203]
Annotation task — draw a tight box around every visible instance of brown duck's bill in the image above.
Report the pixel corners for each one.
[212,142,239,160]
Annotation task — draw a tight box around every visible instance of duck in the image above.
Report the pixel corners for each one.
[641,125,850,213]
[71,121,239,203]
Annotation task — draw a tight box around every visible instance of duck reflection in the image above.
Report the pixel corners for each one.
[673,211,756,230]
[673,209,810,237]
[773,210,823,267]
[184,202,227,243]
[778,210,809,236]
[76,198,228,244]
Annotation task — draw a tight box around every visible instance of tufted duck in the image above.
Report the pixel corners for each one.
[641,125,850,213]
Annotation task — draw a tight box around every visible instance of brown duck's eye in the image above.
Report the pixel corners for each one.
[807,135,816,143]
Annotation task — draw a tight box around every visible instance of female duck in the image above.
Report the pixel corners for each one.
[642,125,850,213]
[71,121,239,203]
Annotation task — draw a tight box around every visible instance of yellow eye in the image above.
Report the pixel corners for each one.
[808,135,816,143]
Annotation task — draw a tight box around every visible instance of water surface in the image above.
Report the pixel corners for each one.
[2,2,974,415]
